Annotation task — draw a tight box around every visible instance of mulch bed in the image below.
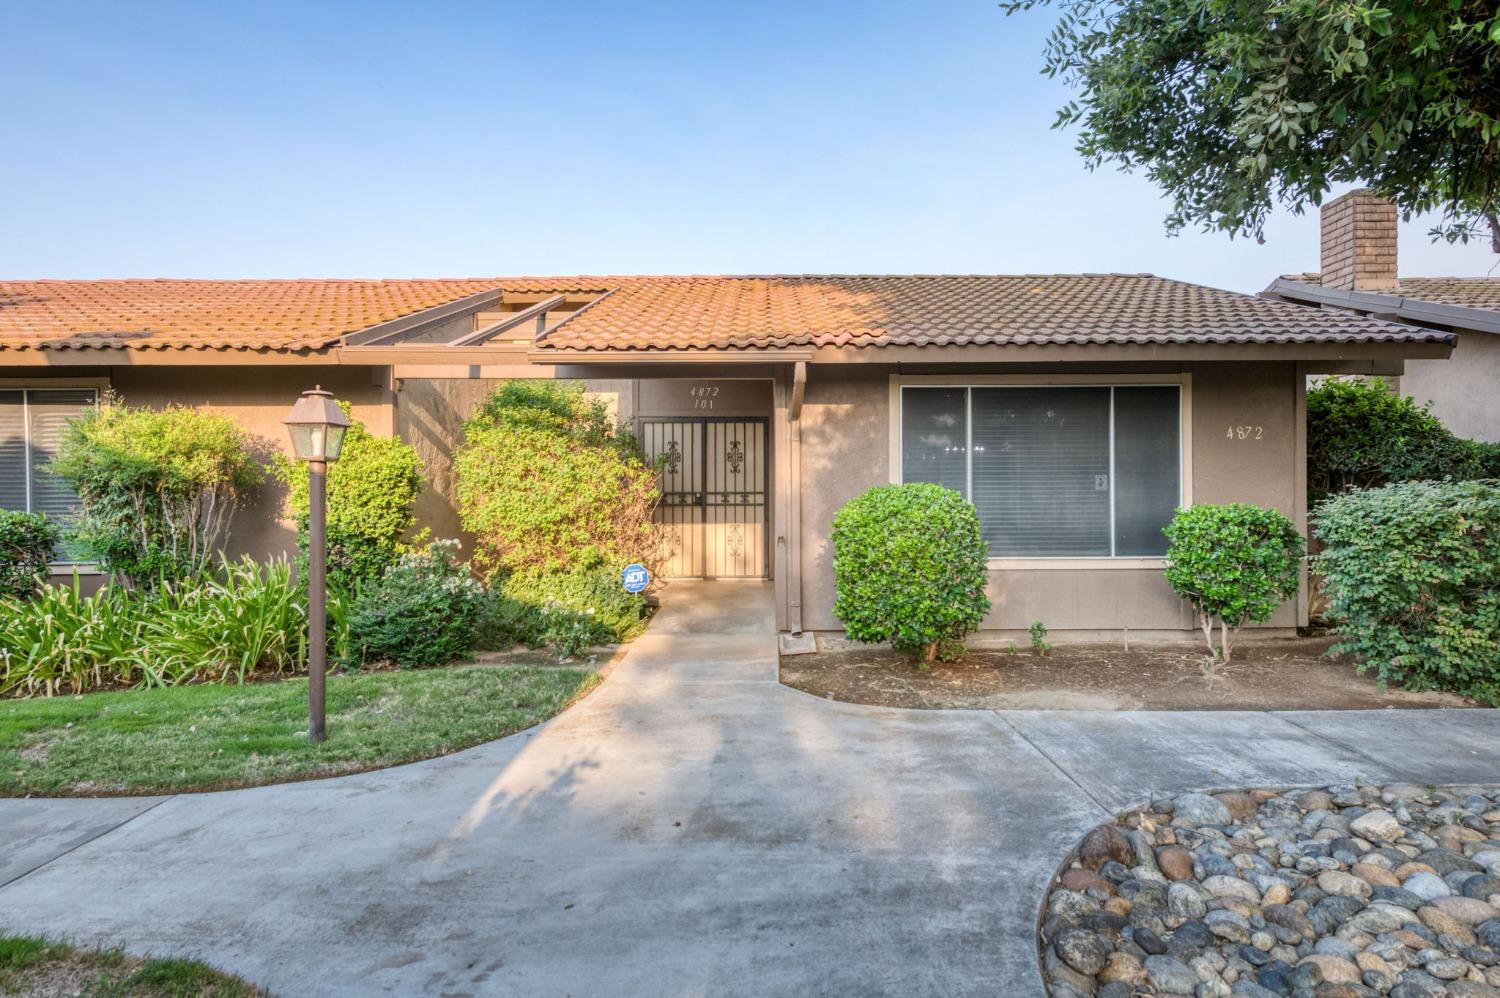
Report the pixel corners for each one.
[779,639,1476,711]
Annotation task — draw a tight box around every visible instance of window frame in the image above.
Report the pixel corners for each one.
[0,379,106,571]
[888,373,1193,569]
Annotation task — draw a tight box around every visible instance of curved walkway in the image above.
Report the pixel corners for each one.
[2,582,1498,997]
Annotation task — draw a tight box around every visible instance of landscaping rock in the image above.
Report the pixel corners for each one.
[1042,784,1500,996]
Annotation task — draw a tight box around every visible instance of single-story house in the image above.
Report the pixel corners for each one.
[1264,189,1500,443]
[0,273,1451,641]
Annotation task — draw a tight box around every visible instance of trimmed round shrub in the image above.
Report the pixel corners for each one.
[1315,480,1500,703]
[347,541,484,668]
[831,483,990,666]
[0,511,60,598]
[1163,503,1304,662]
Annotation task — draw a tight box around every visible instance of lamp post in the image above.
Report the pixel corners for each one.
[283,387,350,743]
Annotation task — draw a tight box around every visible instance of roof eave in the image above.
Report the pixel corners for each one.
[1267,278,1500,337]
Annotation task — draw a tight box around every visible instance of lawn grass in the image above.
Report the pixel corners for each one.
[0,665,599,797]
[0,934,263,996]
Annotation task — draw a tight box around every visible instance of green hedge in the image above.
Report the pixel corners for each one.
[831,483,990,665]
[1307,377,1500,502]
[0,512,60,599]
[1315,480,1500,704]
[479,559,650,658]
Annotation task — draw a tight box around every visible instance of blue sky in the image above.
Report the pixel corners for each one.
[4,0,1496,292]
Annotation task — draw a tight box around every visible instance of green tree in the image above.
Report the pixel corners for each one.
[1003,0,1500,249]
[49,399,264,585]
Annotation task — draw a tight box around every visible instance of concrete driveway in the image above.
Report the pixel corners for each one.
[2,581,1498,997]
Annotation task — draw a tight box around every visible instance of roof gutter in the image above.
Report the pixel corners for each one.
[1264,278,1500,337]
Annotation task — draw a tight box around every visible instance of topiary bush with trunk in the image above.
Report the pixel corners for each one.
[831,483,990,666]
[1163,503,1304,662]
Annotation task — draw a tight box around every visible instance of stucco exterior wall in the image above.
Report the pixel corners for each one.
[1400,331,1500,443]
[794,362,1304,637]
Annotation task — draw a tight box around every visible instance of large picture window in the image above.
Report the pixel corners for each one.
[0,388,98,562]
[900,384,1181,558]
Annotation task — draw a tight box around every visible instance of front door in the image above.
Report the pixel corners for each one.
[640,417,768,579]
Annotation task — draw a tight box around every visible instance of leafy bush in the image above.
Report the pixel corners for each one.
[1163,503,1304,662]
[0,511,60,598]
[1307,377,1500,502]
[480,558,651,658]
[0,559,308,697]
[455,381,662,577]
[347,541,485,668]
[831,483,990,666]
[272,404,424,593]
[49,399,264,586]
[1315,480,1500,703]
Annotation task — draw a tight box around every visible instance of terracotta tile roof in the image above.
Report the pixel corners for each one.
[0,279,505,351]
[530,273,1445,351]
[0,274,1442,354]
[1280,273,1500,312]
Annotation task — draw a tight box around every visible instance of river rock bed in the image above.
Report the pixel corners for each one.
[1042,784,1500,997]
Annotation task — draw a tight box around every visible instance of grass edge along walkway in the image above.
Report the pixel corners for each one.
[0,933,266,997]
[0,664,600,798]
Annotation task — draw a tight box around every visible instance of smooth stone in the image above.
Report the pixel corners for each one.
[1264,904,1317,940]
[1051,889,1102,923]
[1404,872,1453,901]
[1418,849,1484,877]
[1056,928,1112,976]
[1081,823,1137,872]
[1098,982,1135,998]
[1372,886,1427,911]
[1207,909,1253,943]
[1479,919,1500,949]
[1205,875,1265,904]
[1159,845,1198,881]
[1432,896,1500,926]
[1169,921,1216,954]
[1425,956,1470,980]
[1345,903,1416,934]
[1234,979,1282,998]
[1319,871,1374,900]
[1350,810,1404,843]
[1418,905,1479,945]
[1099,950,1145,985]
[1169,881,1209,920]
[1313,937,1359,961]
[1215,792,1258,822]
[1134,926,1168,955]
[1146,954,1203,995]
[1464,877,1500,901]
[1351,863,1402,888]
[1176,794,1235,826]
[1298,954,1362,984]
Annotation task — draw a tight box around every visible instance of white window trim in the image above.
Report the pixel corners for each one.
[1,382,107,574]
[887,372,1193,570]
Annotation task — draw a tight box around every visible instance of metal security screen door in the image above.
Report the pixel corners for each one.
[641,417,769,578]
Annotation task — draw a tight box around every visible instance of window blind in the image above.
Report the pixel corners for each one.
[900,384,1180,558]
[0,391,26,512]
[0,389,97,562]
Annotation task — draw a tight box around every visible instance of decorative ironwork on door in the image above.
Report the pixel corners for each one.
[640,418,769,578]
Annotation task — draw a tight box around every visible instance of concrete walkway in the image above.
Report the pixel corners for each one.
[2,581,1498,997]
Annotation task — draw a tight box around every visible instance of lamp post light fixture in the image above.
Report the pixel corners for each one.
[283,387,350,743]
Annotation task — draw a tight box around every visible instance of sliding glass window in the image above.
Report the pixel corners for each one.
[899,385,1181,558]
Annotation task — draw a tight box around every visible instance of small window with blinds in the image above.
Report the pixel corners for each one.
[0,388,99,563]
[900,385,1181,558]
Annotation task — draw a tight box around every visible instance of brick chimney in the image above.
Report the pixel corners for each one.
[1319,189,1398,291]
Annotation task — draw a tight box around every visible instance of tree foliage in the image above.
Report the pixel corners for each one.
[1307,377,1500,502]
[1315,480,1500,703]
[1163,503,1304,661]
[49,399,264,586]
[272,404,424,592]
[454,381,661,578]
[1004,0,1500,249]
[831,483,992,666]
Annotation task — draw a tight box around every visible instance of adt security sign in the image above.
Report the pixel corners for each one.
[621,563,650,593]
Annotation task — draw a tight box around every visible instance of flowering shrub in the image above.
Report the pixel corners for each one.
[347,541,484,668]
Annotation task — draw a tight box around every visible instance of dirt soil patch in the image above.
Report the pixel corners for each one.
[779,638,1477,711]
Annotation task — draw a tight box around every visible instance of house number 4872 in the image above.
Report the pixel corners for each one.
[1226,425,1264,440]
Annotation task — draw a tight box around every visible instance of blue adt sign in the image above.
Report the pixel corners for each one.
[621,563,650,593]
